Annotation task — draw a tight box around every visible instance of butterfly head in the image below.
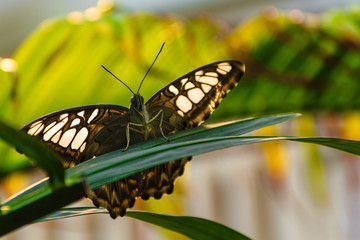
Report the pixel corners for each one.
[130,94,145,110]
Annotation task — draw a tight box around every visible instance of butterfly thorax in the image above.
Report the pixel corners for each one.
[128,94,161,141]
[128,94,189,142]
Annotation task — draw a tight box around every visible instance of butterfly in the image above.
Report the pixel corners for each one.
[21,46,245,218]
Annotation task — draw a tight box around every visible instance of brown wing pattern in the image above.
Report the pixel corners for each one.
[146,60,245,126]
[140,60,245,204]
[20,60,245,219]
[21,105,140,218]
[136,105,191,201]
[21,105,129,167]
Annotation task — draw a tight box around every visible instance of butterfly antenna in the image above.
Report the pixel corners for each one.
[101,65,136,95]
[137,42,165,94]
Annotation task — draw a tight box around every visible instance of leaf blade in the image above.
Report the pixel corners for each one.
[0,121,65,188]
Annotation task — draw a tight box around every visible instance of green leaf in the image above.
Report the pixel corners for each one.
[284,137,360,155]
[0,121,64,189]
[4,113,360,236]
[127,211,251,240]
[35,207,251,240]
[1,113,297,235]
[0,182,84,236]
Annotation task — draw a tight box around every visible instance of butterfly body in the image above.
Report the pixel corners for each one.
[21,60,245,218]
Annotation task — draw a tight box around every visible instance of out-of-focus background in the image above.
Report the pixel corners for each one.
[1,0,360,239]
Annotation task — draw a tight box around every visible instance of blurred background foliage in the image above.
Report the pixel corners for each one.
[1,1,360,239]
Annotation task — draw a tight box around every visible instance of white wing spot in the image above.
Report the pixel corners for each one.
[195,70,204,76]
[88,109,99,124]
[198,76,218,85]
[51,130,62,143]
[168,85,179,95]
[33,123,45,136]
[59,113,68,120]
[28,121,43,135]
[217,62,232,72]
[80,142,87,152]
[201,84,212,93]
[176,95,192,113]
[210,100,215,108]
[59,128,77,148]
[62,117,68,124]
[180,78,188,85]
[177,110,184,117]
[217,68,227,75]
[184,82,195,90]
[71,127,89,150]
[77,110,85,117]
[44,121,56,133]
[70,118,81,127]
[188,88,205,104]
[30,120,42,128]
[43,121,66,141]
[205,72,218,77]
[195,75,201,81]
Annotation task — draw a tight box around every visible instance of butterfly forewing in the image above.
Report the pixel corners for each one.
[20,60,245,218]
[22,105,129,167]
[21,105,141,217]
[146,61,245,126]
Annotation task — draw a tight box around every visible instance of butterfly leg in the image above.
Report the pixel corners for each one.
[149,109,169,141]
[124,122,131,151]
[124,121,146,151]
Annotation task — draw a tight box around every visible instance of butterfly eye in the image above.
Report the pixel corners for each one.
[130,94,145,110]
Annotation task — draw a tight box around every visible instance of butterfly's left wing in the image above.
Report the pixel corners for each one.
[21,105,129,167]
[140,60,245,200]
[21,105,141,218]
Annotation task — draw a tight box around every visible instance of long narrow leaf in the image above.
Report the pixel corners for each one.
[126,211,251,240]
[0,113,298,235]
[0,182,84,235]
[34,208,251,240]
[4,113,360,235]
[0,121,64,189]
